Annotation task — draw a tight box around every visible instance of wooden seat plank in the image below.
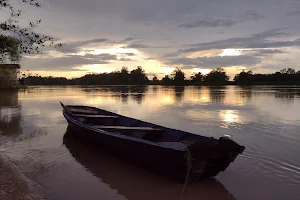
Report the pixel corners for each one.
[92,125,162,131]
[69,108,99,114]
[74,114,119,118]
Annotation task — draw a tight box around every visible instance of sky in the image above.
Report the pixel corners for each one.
[5,0,300,79]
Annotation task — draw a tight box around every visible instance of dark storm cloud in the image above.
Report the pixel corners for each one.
[169,55,261,69]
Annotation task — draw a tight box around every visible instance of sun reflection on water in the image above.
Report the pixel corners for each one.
[219,110,241,124]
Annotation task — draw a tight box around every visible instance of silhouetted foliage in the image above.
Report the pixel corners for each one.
[203,68,229,84]
[234,70,253,82]
[120,67,130,84]
[171,68,185,85]
[234,68,300,84]
[161,75,172,85]
[130,66,149,84]
[151,75,159,85]
[190,72,204,85]
[20,67,300,86]
[0,0,61,63]
[21,67,149,85]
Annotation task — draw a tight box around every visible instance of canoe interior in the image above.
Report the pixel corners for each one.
[66,105,214,147]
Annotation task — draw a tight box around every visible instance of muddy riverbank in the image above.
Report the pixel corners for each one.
[0,153,43,200]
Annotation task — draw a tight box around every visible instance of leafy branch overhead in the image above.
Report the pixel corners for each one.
[0,0,62,63]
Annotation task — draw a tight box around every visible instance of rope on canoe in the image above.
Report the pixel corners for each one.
[181,148,192,196]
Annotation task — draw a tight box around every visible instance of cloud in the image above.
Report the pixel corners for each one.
[241,49,285,54]
[180,28,290,53]
[122,43,167,49]
[285,10,300,17]
[144,57,155,60]
[178,10,264,29]
[123,44,152,49]
[21,53,119,71]
[83,53,118,60]
[169,55,261,69]
[163,52,181,58]
[238,10,264,21]
[119,52,136,56]
[178,18,236,29]
[58,38,111,53]
[15,0,300,75]
[119,37,135,43]
[118,58,133,61]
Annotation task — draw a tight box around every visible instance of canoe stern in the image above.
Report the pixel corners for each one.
[186,136,245,181]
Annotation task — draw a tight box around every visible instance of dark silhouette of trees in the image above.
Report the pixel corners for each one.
[161,75,172,85]
[234,68,300,84]
[190,72,204,85]
[130,66,149,84]
[20,67,300,86]
[0,0,61,63]
[171,68,185,85]
[151,75,159,85]
[120,67,130,84]
[203,68,229,84]
[234,70,253,83]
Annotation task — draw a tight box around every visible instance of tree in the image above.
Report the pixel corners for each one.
[119,66,129,83]
[0,0,61,63]
[204,68,229,84]
[130,66,149,84]
[190,72,203,84]
[161,75,172,85]
[0,35,20,62]
[279,68,296,74]
[234,70,253,83]
[151,74,159,84]
[171,67,185,85]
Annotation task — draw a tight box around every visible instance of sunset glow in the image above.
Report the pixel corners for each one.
[220,49,241,56]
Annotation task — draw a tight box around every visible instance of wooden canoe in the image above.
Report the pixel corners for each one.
[60,102,245,182]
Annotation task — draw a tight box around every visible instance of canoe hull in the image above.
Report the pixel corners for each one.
[62,105,245,182]
[65,113,188,181]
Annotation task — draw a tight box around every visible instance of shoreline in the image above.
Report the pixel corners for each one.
[0,153,43,200]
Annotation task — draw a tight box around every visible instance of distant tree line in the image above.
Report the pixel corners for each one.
[234,68,300,84]
[20,67,300,86]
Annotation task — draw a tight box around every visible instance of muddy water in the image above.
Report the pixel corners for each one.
[0,85,300,200]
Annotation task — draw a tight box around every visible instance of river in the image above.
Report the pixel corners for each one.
[0,85,300,200]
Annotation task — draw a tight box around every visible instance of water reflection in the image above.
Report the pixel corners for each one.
[2,86,300,200]
[0,90,22,140]
[82,86,148,104]
[273,87,300,99]
[208,86,226,103]
[174,86,185,102]
[63,128,236,200]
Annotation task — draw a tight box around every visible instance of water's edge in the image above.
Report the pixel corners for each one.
[0,153,44,200]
